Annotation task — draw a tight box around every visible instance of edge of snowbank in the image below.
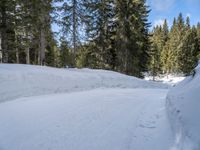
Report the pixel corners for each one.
[0,64,168,103]
[166,62,200,150]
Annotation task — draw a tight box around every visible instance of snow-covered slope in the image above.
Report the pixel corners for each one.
[166,62,200,150]
[0,64,167,103]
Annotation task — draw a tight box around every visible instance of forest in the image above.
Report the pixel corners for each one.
[0,0,200,78]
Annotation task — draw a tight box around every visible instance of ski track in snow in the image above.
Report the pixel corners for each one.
[0,89,174,150]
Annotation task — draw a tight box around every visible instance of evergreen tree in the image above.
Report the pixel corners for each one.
[149,20,169,76]
[0,0,16,63]
[196,23,200,59]
[59,37,72,67]
[45,33,58,67]
[0,0,55,65]
[149,40,159,79]
[149,26,164,76]
[160,19,169,72]
[162,19,169,42]
[115,0,150,77]
[180,26,199,74]
[59,0,85,66]
[151,14,199,75]
[83,0,116,69]
[165,15,184,73]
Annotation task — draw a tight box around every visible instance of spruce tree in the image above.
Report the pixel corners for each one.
[180,26,199,74]
[59,37,72,67]
[151,14,199,75]
[59,0,85,66]
[196,23,200,59]
[83,0,116,69]
[149,26,165,76]
[115,0,150,77]
[0,0,16,63]
[160,19,169,73]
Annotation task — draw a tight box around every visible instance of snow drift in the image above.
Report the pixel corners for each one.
[0,64,167,102]
[166,61,200,150]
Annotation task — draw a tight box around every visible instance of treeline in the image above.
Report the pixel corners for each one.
[0,1,200,78]
[0,0,56,65]
[149,13,200,76]
[0,0,150,77]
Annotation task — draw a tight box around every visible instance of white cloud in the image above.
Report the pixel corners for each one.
[186,13,191,18]
[150,0,175,11]
[153,19,165,27]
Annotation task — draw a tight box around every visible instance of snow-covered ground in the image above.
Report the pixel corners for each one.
[0,88,173,150]
[145,74,185,86]
[0,63,198,150]
[0,64,167,103]
[166,62,200,150]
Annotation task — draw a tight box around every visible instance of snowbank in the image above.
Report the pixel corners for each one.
[166,62,200,150]
[145,74,185,86]
[0,64,167,102]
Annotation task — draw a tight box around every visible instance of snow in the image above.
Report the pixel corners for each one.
[0,64,168,103]
[0,63,189,150]
[166,61,200,150]
[0,88,173,150]
[145,74,185,86]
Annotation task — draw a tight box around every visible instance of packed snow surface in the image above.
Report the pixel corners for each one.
[167,62,200,150]
[0,89,173,150]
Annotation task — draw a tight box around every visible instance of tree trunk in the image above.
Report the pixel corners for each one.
[25,47,30,64]
[16,47,19,63]
[124,36,129,74]
[40,28,46,65]
[15,29,19,63]
[1,33,8,63]
[1,1,8,63]
[0,34,2,63]
[72,0,77,66]
[38,46,40,65]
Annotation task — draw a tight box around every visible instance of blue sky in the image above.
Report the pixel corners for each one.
[147,0,200,29]
[52,0,200,33]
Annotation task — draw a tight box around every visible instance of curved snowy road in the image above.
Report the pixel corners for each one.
[0,88,173,150]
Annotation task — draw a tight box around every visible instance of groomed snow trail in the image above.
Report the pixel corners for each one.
[0,88,173,150]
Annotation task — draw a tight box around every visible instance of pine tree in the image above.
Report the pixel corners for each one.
[0,0,55,65]
[149,40,159,79]
[0,0,16,63]
[149,26,164,76]
[180,26,199,74]
[165,15,183,73]
[45,33,58,67]
[83,0,116,69]
[59,0,85,66]
[59,37,72,67]
[196,23,200,59]
[149,20,169,76]
[162,19,169,42]
[115,0,150,77]
[160,19,169,73]
[151,14,199,75]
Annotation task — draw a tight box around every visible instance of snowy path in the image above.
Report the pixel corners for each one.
[0,88,173,150]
